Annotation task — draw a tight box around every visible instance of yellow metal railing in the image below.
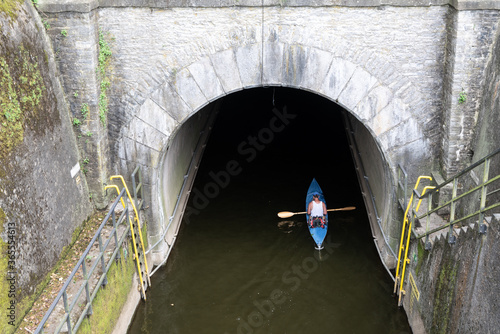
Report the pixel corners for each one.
[393,176,432,306]
[110,175,151,297]
[105,184,148,300]
[414,148,500,243]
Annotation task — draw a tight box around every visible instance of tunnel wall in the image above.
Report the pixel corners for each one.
[150,103,219,264]
[345,114,399,269]
[0,1,93,331]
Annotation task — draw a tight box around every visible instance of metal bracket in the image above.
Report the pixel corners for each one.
[479,222,488,234]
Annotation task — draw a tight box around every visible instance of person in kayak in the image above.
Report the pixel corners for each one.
[307,192,327,228]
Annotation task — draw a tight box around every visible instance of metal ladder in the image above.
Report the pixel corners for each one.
[393,176,434,306]
[108,174,150,299]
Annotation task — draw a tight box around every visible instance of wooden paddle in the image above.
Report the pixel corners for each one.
[277,206,356,218]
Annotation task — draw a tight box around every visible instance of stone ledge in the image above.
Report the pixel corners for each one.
[35,0,500,13]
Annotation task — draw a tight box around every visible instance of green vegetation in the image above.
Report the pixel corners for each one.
[77,241,136,334]
[81,103,89,120]
[0,47,45,159]
[73,118,81,127]
[61,29,67,37]
[0,58,22,156]
[97,31,112,127]
[431,259,458,334]
[415,241,425,275]
[42,19,50,30]
[0,0,23,20]
[458,91,467,104]
[81,158,89,174]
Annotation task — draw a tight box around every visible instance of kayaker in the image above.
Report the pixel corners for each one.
[307,192,327,228]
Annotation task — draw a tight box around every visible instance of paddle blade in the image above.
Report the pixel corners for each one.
[277,211,295,218]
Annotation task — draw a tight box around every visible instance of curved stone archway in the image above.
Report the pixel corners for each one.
[118,41,430,174]
[116,40,432,267]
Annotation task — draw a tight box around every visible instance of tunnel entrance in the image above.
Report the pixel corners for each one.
[129,88,411,333]
[186,87,360,220]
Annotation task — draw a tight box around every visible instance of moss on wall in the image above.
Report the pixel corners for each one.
[431,259,458,334]
[0,0,23,21]
[0,46,46,159]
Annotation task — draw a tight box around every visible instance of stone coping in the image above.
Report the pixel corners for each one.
[36,0,500,14]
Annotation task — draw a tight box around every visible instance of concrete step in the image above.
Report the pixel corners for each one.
[414,213,497,249]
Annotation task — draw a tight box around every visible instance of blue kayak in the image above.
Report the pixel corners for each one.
[306,178,328,250]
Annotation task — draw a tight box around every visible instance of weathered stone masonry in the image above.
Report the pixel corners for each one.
[35,0,499,198]
[3,0,500,333]
[35,0,500,267]
[0,1,93,330]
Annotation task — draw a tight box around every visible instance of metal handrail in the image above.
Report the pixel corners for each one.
[413,148,500,240]
[35,188,130,334]
[110,175,151,290]
[144,136,201,257]
[417,147,500,199]
[393,176,432,303]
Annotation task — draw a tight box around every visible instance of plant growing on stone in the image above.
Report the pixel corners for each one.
[61,30,67,37]
[73,118,81,127]
[97,30,112,126]
[458,91,467,104]
[81,103,89,119]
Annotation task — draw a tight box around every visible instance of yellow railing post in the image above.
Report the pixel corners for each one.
[105,185,148,300]
[393,176,432,299]
[109,175,151,291]
[397,185,435,306]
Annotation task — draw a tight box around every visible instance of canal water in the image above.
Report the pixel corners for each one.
[128,88,412,334]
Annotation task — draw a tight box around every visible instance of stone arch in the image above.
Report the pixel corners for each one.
[118,41,430,177]
[117,41,431,264]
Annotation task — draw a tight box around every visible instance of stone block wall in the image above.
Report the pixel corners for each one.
[0,1,93,330]
[440,8,500,178]
[42,9,110,208]
[3,0,500,332]
[406,214,500,333]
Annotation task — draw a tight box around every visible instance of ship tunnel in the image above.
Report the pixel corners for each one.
[134,87,411,333]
